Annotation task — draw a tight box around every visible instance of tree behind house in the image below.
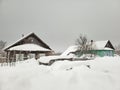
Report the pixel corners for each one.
[75,34,95,58]
[75,34,89,56]
[0,40,6,50]
[114,44,120,55]
[0,40,7,63]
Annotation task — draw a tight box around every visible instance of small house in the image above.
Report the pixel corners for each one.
[4,32,54,62]
[89,40,115,57]
[62,40,115,57]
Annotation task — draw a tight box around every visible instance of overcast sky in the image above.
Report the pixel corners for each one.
[0,0,120,52]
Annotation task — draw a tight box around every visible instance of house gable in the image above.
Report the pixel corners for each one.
[4,33,52,51]
[105,40,115,50]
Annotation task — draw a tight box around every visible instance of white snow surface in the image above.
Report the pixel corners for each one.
[61,45,78,56]
[8,44,51,51]
[0,57,120,90]
[38,55,74,63]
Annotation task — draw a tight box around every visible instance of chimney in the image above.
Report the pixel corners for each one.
[91,40,93,45]
[90,40,94,50]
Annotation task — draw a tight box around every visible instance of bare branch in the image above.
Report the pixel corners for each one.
[0,40,6,50]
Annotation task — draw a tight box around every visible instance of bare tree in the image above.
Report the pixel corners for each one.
[0,40,6,58]
[114,44,120,55]
[0,40,6,50]
[75,34,90,55]
[0,40,6,65]
[75,34,96,59]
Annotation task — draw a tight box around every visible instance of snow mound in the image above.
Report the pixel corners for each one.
[38,55,73,63]
[0,57,120,90]
[61,45,78,56]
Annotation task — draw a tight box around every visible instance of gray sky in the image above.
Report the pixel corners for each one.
[0,0,120,52]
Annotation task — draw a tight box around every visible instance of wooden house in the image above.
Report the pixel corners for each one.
[89,40,115,57]
[4,32,54,62]
[62,40,115,57]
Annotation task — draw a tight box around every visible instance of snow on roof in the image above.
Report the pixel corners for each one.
[4,32,52,51]
[8,44,51,52]
[103,47,113,50]
[4,32,34,50]
[92,40,109,50]
[61,45,78,56]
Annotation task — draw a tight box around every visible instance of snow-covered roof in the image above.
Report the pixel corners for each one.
[8,44,51,52]
[4,32,34,50]
[4,32,52,51]
[103,47,113,50]
[92,40,109,50]
[61,45,78,56]
[91,40,114,50]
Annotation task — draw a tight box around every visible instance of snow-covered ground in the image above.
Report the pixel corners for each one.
[0,57,120,90]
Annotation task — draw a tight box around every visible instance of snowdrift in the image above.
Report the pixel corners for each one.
[0,57,120,90]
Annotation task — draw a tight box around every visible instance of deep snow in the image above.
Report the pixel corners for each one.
[0,57,120,90]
